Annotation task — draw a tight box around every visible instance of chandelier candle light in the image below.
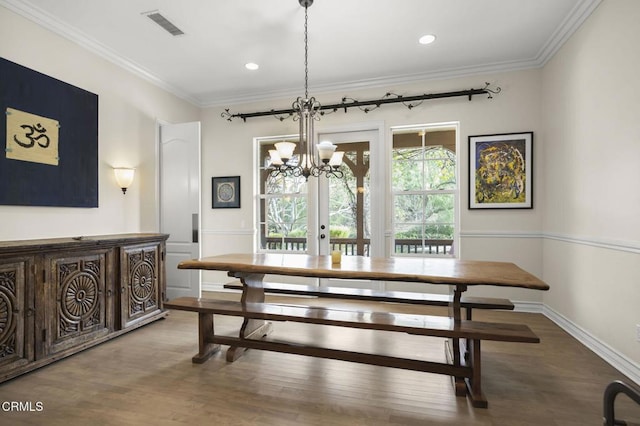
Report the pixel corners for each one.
[268,0,344,180]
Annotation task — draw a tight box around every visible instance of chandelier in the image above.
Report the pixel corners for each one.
[267,0,344,180]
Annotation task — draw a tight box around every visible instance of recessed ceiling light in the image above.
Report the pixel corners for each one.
[419,34,436,45]
[245,62,259,71]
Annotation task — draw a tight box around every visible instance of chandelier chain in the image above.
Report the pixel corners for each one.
[304,4,309,99]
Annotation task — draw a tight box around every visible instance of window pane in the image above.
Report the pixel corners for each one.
[424,148,456,190]
[392,149,423,191]
[393,224,423,254]
[265,173,307,195]
[266,196,307,236]
[394,194,424,223]
[261,194,307,252]
[424,194,454,225]
[423,223,454,240]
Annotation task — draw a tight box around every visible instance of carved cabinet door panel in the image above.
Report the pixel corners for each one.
[42,250,111,357]
[0,258,34,372]
[120,243,163,329]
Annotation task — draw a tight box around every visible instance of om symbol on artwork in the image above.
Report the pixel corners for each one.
[13,122,51,148]
[6,107,59,166]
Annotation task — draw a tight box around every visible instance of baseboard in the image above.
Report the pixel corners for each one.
[512,300,544,313]
[202,282,233,293]
[543,305,640,387]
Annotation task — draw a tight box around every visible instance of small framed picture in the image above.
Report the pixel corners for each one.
[212,176,240,208]
[469,132,533,209]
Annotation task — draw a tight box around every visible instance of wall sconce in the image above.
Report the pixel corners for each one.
[113,167,135,194]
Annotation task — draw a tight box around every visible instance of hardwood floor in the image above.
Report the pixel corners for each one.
[0,292,637,425]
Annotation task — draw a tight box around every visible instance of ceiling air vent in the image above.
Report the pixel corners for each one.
[143,10,184,36]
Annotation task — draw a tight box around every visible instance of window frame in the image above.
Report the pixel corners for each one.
[390,123,460,258]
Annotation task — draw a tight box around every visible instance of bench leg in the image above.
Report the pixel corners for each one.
[226,272,273,362]
[465,339,488,408]
[449,285,467,396]
[445,338,467,396]
[226,319,273,362]
[192,312,221,364]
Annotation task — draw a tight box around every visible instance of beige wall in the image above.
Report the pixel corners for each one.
[541,0,640,366]
[0,7,200,240]
[200,69,544,299]
[2,0,637,379]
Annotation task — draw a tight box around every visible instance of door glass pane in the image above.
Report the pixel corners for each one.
[328,142,370,256]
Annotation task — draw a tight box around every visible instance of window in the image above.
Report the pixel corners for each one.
[257,138,308,252]
[391,126,457,256]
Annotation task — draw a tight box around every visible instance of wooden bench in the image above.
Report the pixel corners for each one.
[223,281,515,320]
[164,296,539,408]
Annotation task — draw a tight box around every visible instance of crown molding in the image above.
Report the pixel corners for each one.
[2,0,603,108]
[201,58,541,108]
[534,0,602,66]
[0,0,201,106]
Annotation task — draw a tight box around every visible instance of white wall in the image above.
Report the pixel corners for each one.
[0,7,200,240]
[541,0,640,369]
[200,69,544,300]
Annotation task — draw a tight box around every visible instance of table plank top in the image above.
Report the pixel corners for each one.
[178,253,549,290]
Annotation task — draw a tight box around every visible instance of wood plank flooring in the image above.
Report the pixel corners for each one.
[0,292,638,425]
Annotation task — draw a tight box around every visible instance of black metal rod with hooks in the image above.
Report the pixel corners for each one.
[221,83,501,122]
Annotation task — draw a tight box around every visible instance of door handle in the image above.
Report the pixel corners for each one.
[192,213,198,243]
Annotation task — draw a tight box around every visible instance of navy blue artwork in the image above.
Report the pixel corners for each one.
[0,57,98,207]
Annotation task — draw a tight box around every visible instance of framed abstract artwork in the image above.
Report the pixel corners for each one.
[212,176,240,208]
[469,132,533,209]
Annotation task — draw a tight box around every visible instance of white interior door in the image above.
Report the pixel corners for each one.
[160,121,201,300]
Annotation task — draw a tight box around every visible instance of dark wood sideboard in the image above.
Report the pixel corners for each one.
[0,233,169,383]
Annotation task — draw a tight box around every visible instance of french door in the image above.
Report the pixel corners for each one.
[314,129,383,289]
[257,125,384,288]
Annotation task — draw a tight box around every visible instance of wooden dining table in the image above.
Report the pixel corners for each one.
[178,252,548,317]
[174,253,549,407]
